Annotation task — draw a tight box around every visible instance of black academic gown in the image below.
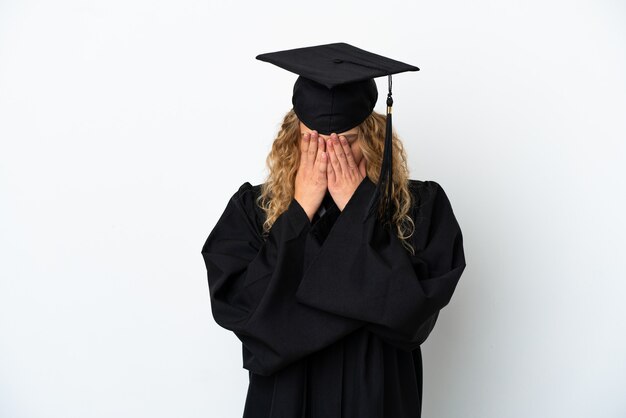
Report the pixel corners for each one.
[201,176,466,418]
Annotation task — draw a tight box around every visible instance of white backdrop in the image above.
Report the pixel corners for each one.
[1,0,625,417]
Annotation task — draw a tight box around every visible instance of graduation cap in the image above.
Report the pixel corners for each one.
[256,42,419,226]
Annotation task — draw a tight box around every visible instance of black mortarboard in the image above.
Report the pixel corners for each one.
[255,42,419,226]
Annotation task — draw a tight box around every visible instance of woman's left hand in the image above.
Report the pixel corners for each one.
[326,133,368,211]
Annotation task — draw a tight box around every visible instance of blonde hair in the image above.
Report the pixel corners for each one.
[256,108,416,255]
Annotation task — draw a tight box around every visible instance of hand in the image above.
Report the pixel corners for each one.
[326,133,367,211]
[294,130,328,221]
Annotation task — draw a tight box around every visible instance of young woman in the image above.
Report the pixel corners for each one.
[201,43,467,418]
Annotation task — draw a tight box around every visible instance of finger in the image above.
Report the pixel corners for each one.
[314,137,326,172]
[327,137,342,178]
[318,150,328,179]
[330,134,346,177]
[308,131,319,166]
[299,132,311,169]
[326,147,336,184]
[338,135,358,176]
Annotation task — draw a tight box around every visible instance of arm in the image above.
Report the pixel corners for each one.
[295,176,466,352]
[201,182,366,376]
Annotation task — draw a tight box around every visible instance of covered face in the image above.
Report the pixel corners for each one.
[299,121,364,166]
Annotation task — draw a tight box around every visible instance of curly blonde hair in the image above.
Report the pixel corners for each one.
[256,108,416,255]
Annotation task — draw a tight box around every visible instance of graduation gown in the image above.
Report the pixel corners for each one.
[201,176,466,418]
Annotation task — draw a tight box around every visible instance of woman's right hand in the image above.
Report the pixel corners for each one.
[294,131,328,222]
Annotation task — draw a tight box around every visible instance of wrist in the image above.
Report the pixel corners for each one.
[294,196,316,221]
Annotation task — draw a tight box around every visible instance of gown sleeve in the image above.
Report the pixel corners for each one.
[295,176,466,352]
[201,182,366,377]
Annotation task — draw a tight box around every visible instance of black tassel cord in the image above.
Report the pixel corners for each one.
[364,74,394,228]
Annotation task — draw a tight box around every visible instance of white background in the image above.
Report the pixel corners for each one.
[1,0,625,417]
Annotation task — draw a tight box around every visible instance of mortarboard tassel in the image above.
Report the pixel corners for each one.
[365,75,394,227]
